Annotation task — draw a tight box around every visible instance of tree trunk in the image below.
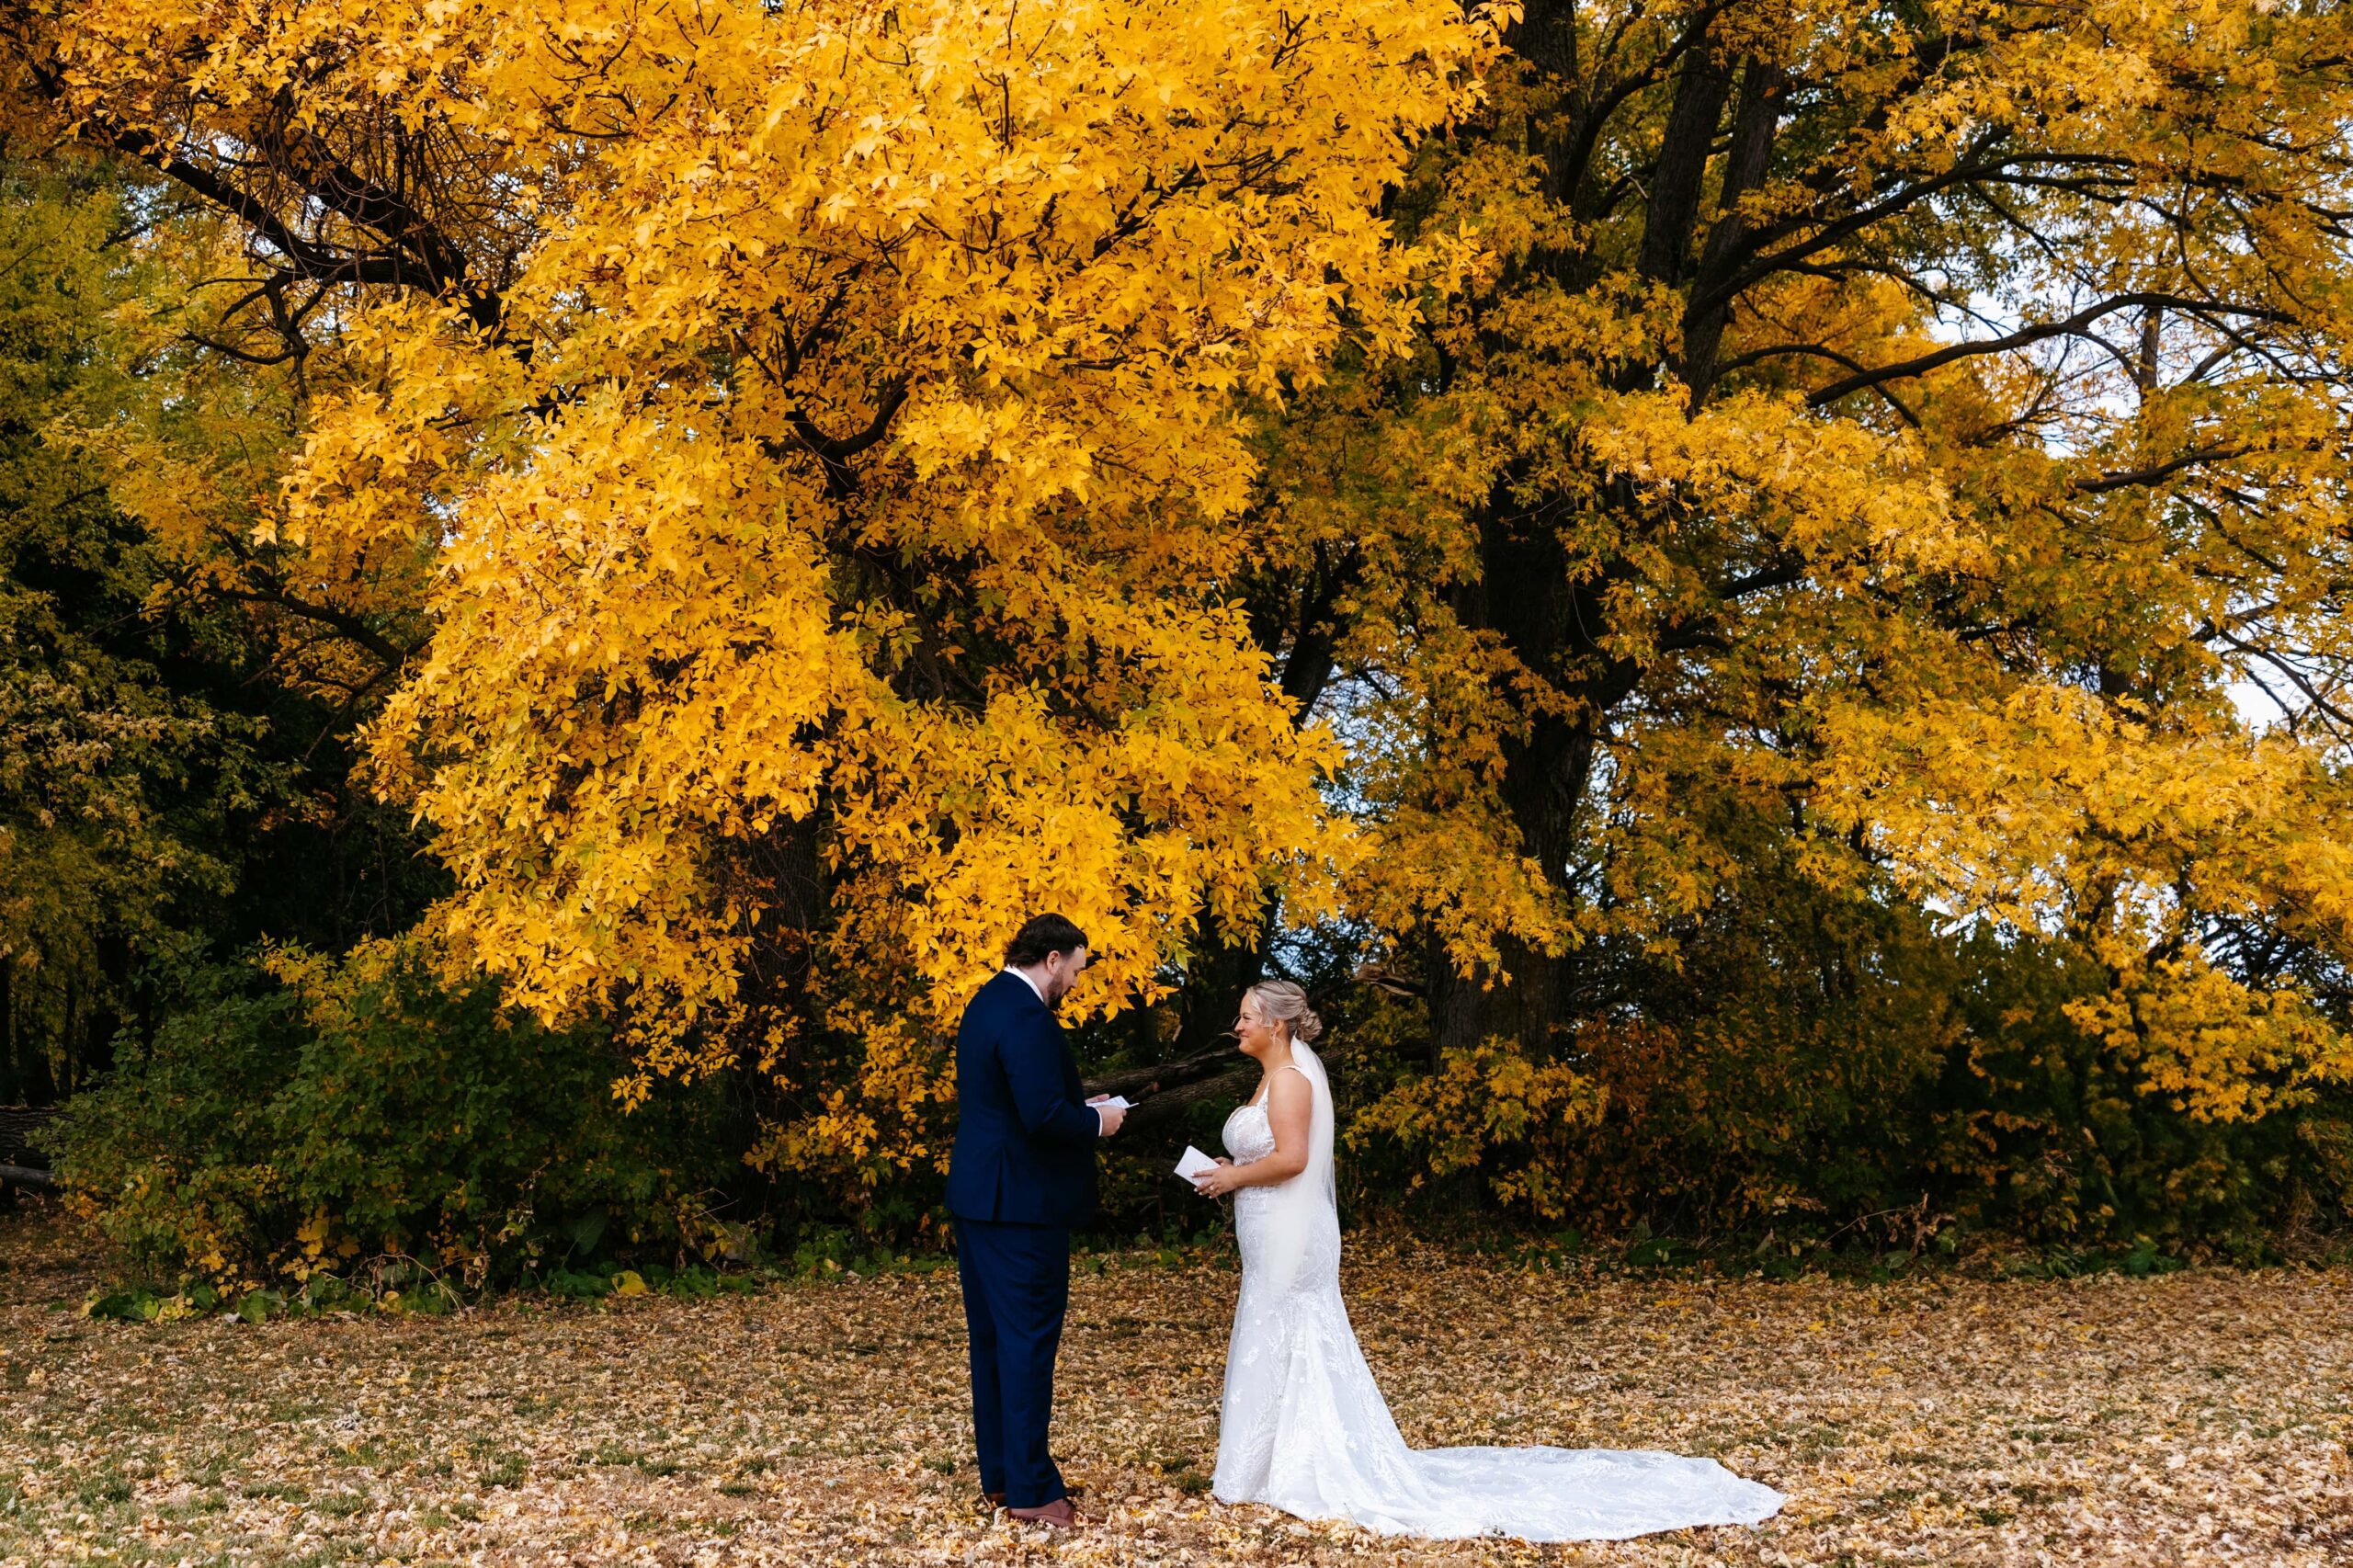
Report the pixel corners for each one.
[20,1028,57,1106]
[1427,28,1756,1061]
[1174,928,1267,1058]
[1637,33,1735,289]
[0,957,15,1106]
[1430,494,1621,1059]
[1682,56,1789,399]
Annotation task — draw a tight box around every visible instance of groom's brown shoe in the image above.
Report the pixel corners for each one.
[1006,1497,1081,1529]
[985,1485,1082,1507]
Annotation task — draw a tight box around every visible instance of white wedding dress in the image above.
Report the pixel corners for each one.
[1211,1044,1786,1540]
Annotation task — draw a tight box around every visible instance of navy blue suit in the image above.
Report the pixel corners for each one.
[945,970,1101,1507]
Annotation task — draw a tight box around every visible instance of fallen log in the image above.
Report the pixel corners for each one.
[1085,1038,1362,1145]
[1081,1042,1245,1104]
[0,1103,61,1155]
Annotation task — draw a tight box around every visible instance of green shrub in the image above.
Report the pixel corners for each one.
[53,938,734,1288]
[1322,858,2351,1258]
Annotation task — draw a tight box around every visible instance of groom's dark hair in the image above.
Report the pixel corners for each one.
[1005,913,1089,967]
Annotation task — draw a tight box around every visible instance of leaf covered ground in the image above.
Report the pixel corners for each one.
[3,1202,2348,1566]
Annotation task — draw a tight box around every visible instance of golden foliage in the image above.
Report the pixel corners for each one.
[1347,1035,1609,1218]
[14,0,2353,1187]
[5,1206,2351,1564]
[6,0,1502,1158]
[1245,0,2353,1122]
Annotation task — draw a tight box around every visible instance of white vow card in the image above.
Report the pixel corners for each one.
[1174,1144,1218,1184]
[1093,1095,1132,1112]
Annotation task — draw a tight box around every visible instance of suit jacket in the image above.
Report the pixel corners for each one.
[944,970,1101,1227]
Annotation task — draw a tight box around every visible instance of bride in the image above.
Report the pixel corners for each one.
[1188,980,1786,1540]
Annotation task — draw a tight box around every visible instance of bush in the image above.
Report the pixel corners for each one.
[53,938,735,1288]
[1324,860,2352,1258]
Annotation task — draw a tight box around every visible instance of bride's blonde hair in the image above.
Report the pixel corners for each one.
[1246,980,1324,1043]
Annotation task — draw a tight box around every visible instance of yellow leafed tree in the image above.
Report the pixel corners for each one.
[16,0,2353,1234]
[1216,0,2353,1160]
[1,0,1501,1187]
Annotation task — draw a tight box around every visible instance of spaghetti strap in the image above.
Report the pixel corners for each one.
[1247,1062,1314,1108]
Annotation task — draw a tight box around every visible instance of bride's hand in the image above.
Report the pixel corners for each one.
[1192,1158,1237,1198]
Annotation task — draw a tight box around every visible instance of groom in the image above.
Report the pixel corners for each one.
[944,913,1127,1529]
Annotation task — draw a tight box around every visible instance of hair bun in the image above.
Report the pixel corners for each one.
[1245,979,1324,1043]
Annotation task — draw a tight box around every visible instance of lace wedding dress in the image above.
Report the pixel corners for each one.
[1211,1044,1786,1540]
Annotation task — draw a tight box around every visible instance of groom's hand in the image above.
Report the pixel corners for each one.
[1086,1095,1128,1136]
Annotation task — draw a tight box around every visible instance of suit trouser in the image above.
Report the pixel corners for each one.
[953,1218,1071,1508]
